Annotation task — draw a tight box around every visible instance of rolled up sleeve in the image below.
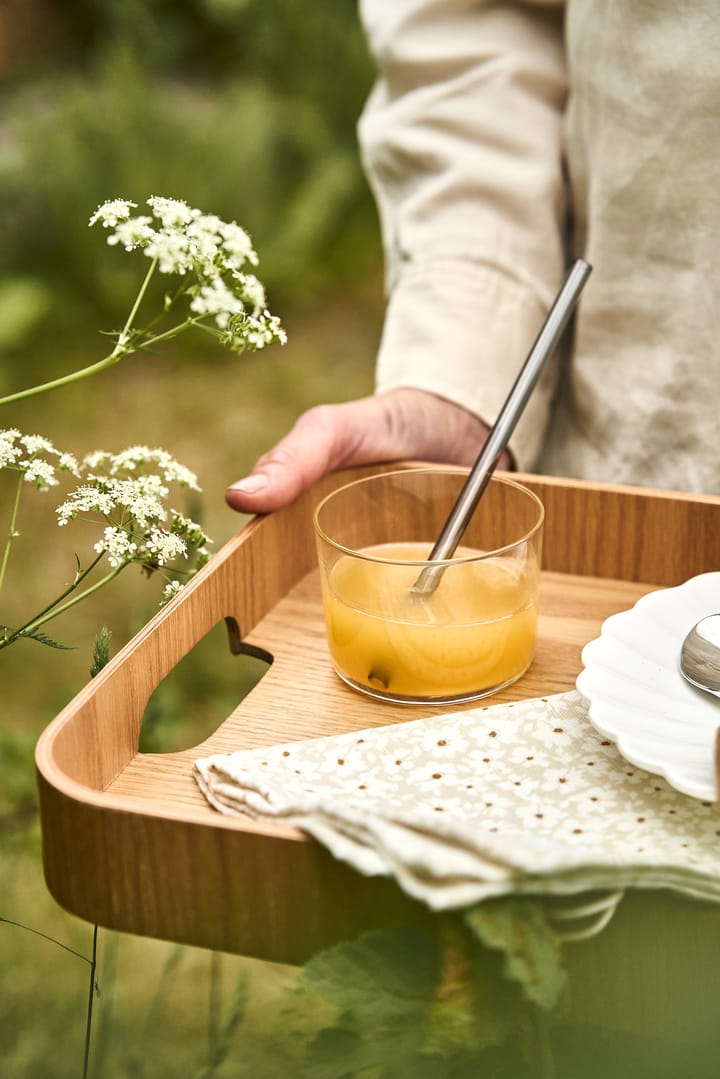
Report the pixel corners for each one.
[358,0,568,470]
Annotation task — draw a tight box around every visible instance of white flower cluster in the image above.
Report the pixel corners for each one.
[144,527,187,566]
[0,429,80,490]
[58,474,169,530]
[54,445,212,580]
[88,198,137,228]
[94,526,137,567]
[161,579,183,603]
[225,311,287,352]
[171,511,212,570]
[89,196,286,351]
[84,445,200,490]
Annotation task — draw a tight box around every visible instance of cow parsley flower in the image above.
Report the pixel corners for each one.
[144,229,195,275]
[86,445,200,490]
[144,527,187,566]
[171,511,211,549]
[185,214,223,263]
[2,195,285,411]
[89,199,138,228]
[222,310,287,352]
[56,447,211,590]
[57,484,119,524]
[147,196,193,229]
[0,429,81,490]
[0,429,22,468]
[107,216,156,252]
[231,272,266,315]
[94,526,138,568]
[215,220,258,270]
[57,473,169,529]
[161,579,183,604]
[18,434,54,454]
[85,195,284,356]
[190,277,244,328]
[0,197,254,646]
[22,458,58,490]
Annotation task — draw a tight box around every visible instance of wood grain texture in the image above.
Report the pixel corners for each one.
[34,464,720,961]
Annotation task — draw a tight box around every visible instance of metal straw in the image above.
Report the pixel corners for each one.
[410,258,592,598]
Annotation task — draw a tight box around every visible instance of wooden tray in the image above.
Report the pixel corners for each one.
[35,464,720,964]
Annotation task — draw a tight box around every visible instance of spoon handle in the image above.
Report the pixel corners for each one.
[411,258,592,598]
[429,259,591,562]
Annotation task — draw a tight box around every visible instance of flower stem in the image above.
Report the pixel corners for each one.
[0,259,159,408]
[83,926,99,1079]
[0,553,122,650]
[31,565,124,629]
[117,257,158,348]
[140,316,198,349]
[21,551,104,624]
[0,353,124,407]
[0,472,23,599]
[0,915,94,966]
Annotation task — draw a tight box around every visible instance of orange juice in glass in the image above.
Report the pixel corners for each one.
[314,469,544,704]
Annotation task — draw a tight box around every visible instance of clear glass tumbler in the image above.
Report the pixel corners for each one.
[313,468,544,705]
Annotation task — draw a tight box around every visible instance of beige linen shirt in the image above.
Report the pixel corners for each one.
[358,0,720,493]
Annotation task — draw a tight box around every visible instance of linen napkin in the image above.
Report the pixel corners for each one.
[193,691,720,911]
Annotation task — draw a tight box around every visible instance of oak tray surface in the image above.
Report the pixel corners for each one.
[35,464,720,962]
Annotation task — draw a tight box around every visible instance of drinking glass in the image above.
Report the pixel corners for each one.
[313,468,544,704]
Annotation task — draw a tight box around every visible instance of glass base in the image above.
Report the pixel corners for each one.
[334,665,530,707]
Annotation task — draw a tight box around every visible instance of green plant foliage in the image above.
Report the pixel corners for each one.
[298,915,567,1077]
[89,625,112,677]
[192,972,250,1079]
[0,0,379,380]
[464,896,567,1011]
[0,623,73,651]
[302,925,442,1017]
[0,6,385,1073]
[301,926,445,1077]
[0,727,39,813]
[41,0,373,134]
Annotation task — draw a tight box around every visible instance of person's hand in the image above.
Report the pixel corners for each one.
[225,387,509,514]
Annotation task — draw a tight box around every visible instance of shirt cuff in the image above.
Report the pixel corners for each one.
[374,257,563,472]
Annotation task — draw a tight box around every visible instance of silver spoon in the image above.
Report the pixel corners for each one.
[680,614,720,698]
[410,258,593,599]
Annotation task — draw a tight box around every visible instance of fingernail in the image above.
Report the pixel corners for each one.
[228,474,269,495]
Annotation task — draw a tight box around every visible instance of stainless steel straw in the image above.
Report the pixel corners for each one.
[410,258,592,599]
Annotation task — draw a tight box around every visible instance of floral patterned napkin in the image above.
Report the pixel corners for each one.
[193,691,720,911]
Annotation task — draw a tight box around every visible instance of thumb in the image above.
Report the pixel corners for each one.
[225,389,495,515]
[225,400,372,514]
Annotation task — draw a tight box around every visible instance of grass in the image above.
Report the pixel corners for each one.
[2,823,334,1077]
[0,280,382,1077]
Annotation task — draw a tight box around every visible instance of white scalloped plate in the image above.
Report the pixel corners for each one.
[576,573,720,801]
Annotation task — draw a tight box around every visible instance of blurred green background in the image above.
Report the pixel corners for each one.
[1,1,385,1074]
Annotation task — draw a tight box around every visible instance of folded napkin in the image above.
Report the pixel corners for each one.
[193,691,720,911]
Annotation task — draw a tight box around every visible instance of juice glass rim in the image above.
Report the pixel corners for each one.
[313,467,545,565]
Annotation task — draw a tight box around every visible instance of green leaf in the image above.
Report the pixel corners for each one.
[464,898,566,1011]
[90,625,112,677]
[0,624,74,651]
[302,1026,362,1079]
[300,926,443,1077]
[301,925,441,1021]
[297,918,565,1077]
[303,1022,426,1079]
[425,925,516,1056]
